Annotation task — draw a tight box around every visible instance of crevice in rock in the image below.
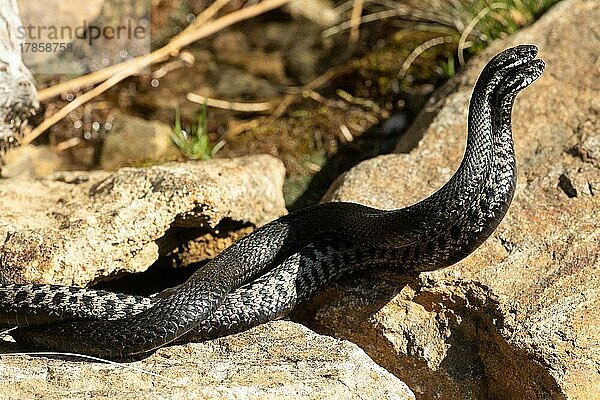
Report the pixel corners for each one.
[91,256,203,296]
[91,217,253,296]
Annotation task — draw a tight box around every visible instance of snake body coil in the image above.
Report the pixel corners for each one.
[0,45,545,358]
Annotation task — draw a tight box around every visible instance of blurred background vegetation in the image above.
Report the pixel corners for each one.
[19,0,559,208]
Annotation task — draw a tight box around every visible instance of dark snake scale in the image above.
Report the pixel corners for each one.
[0,45,545,358]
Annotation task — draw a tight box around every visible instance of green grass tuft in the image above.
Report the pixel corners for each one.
[440,55,456,78]
[171,102,225,161]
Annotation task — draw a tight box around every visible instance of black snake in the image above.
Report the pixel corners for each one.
[0,45,545,358]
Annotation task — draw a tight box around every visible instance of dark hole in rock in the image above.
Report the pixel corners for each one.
[91,256,204,296]
[92,218,253,296]
[558,173,577,198]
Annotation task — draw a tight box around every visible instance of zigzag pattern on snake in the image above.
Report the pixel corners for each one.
[0,45,545,358]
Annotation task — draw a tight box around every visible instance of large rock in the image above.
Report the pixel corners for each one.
[0,155,286,285]
[317,1,599,399]
[0,320,415,399]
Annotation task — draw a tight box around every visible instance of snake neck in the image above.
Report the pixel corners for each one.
[417,84,523,269]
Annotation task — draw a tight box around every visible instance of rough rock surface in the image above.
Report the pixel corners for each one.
[0,155,286,285]
[0,320,415,399]
[317,1,599,399]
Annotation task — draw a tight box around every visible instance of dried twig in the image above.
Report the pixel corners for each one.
[339,124,354,142]
[266,66,350,120]
[187,93,274,112]
[335,89,381,113]
[193,65,349,137]
[53,137,82,152]
[398,35,454,80]
[24,63,138,144]
[305,90,346,109]
[226,117,265,137]
[349,0,364,45]
[323,9,408,38]
[267,94,297,121]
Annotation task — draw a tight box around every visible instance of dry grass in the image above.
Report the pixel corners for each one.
[326,0,559,73]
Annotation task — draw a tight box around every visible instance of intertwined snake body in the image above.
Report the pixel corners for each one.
[0,45,545,358]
